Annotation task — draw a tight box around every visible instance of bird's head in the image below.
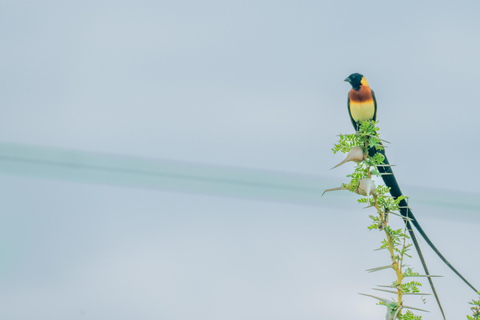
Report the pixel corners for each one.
[344,73,369,90]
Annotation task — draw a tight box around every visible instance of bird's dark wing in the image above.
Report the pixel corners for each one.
[371,89,377,122]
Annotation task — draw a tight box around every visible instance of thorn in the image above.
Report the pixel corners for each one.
[403,292,432,295]
[389,212,413,221]
[373,288,431,295]
[358,293,389,303]
[366,264,393,273]
[373,247,387,251]
[403,305,430,313]
[376,285,397,288]
[321,187,347,197]
[365,135,391,144]
[363,205,375,209]
[376,164,396,167]
[372,288,398,294]
[404,275,443,278]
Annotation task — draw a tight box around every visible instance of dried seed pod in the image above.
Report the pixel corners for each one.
[354,178,375,196]
[330,146,364,169]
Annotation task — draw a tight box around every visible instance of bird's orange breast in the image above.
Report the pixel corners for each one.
[349,86,374,103]
[349,86,375,123]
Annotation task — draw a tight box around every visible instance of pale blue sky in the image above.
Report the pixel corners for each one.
[0,1,479,319]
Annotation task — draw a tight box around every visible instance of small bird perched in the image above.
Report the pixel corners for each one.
[344,73,478,319]
[344,73,377,131]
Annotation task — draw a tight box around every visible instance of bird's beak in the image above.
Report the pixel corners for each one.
[344,77,351,82]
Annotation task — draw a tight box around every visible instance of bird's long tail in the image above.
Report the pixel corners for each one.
[370,147,478,318]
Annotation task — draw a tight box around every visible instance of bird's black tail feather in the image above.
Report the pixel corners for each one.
[374,147,478,292]
[370,146,478,318]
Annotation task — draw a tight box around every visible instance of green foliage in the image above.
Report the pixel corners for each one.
[380,239,389,249]
[401,281,422,293]
[332,120,384,155]
[344,162,370,191]
[381,195,407,213]
[467,295,480,320]
[332,133,363,154]
[398,243,413,259]
[367,214,381,230]
[378,300,399,315]
[371,152,386,165]
[404,267,420,277]
[358,120,379,137]
[363,153,385,176]
[333,121,388,193]
[359,121,384,151]
[384,226,410,257]
[398,310,422,320]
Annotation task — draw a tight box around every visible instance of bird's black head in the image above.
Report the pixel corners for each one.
[344,73,364,90]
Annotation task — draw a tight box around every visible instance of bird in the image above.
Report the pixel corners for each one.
[345,73,377,131]
[344,73,478,318]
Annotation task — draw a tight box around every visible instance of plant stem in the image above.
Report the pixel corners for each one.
[365,136,404,313]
